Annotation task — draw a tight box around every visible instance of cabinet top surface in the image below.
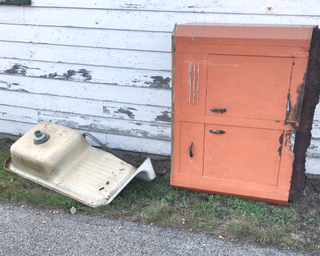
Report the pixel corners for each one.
[174,23,316,47]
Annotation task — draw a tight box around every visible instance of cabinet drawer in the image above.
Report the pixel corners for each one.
[179,122,204,176]
[203,124,283,186]
[206,55,293,121]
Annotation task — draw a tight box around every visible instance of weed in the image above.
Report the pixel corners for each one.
[268,227,287,243]
[226,221,251,237]
[255,228,267,243]
[227,197,270,222]
[205,224,213,232]
[144,202,171,223]
[194,195,232,218]
[271,207,297,227]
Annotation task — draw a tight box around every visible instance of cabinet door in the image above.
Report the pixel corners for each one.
[175,53,207,115]
[203,124,283,186]
[206,55,293,121]
[180,122,204,176]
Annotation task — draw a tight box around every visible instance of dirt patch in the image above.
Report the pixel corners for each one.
[0,134,18,150]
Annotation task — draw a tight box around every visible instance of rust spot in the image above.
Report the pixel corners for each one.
[145,76,171,89]
[155,111,171,122]
[278,133,284,157]
[286,74,307,124]
[293,79,307,121]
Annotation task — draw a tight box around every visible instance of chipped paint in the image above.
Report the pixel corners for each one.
[38,111,171,141]
[5,64,27,76]
[114,107,136,119]
[145,76,171,89]
[102,106,110,114]
[278,133,284,157]
[155,111,171,122]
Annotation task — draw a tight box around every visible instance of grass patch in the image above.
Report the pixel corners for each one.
[226,221,251,237]
[1,148,320,253]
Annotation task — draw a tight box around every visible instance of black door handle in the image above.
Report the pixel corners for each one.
[210,108,227,114]
[209,130,225,134]
[190,142,193,158]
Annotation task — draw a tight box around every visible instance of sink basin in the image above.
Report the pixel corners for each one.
[4,121,156,207]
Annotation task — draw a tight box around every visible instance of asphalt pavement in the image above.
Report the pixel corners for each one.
[0,202,315,256]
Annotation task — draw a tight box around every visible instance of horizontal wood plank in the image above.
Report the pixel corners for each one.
[313,101,320,121]
[0,104,38,123]
[0,59,171,89]
[0,119,171,155]
[0,90,171,123]
[0,75,171,107]
[0,8,319,32]
[38,111,171,141]
[306,139,320,158]
[311,121,320,139]
[306,157,320,175]
[0,41,171,71]
[28,0,320,16]
[0,119,34,136]
[0,24,171,52]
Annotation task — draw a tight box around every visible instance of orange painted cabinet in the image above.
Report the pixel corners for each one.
[171,24,315,204]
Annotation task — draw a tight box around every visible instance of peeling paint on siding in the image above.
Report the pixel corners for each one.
[114,107,136,119]
[145,76,171,89]
[102,106,110,114]
[41,69,93,81]
[38,111,171,141]
[5,64,27,76]
[0,60,171,88]
[155,111,171,122]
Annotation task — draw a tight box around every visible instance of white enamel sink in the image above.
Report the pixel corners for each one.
[4,121,156,207]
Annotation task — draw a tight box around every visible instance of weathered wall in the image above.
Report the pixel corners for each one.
[0,0,320,174]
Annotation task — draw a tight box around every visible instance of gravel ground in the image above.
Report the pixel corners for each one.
[0,202,314,256]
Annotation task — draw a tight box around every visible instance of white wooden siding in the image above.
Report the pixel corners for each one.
[0,59,171,88]
[0,0,319,174]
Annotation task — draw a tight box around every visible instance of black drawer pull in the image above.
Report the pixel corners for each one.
[209,130,225,134]
[190,142,193,158]
[210,108,227,114]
